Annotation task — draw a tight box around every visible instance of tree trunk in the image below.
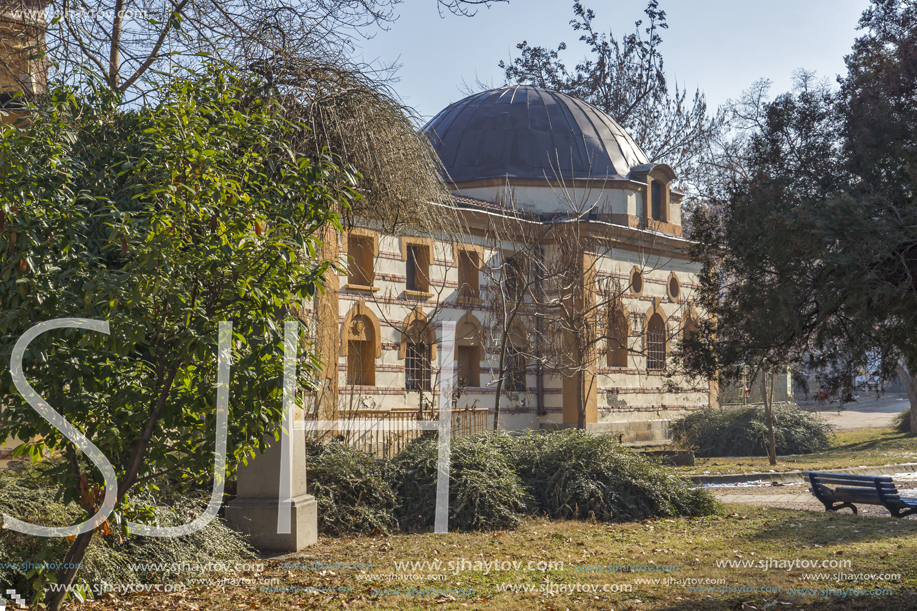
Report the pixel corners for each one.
[493,334,508,430]
[896,361,917,434]
[577,368,586,430]
[762,371,777,466]
[48,530,95,611]
[108,0,126,88]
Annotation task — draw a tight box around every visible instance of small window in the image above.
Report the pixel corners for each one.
[505,347,527,392]
[630,267,644,296]
[607,305,629,367]
[405,340,432,392]
[651,181,663,221]
[456,345,480,387]
[348,234,374,287]
[458,249,480,299]
[406,244,430,293]
[347,339,375,386]
[646,313,666,371]
[668,274,680,300]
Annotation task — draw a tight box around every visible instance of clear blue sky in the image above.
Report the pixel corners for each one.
[356,0,871,124]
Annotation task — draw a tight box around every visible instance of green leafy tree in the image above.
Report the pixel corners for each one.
[686,75,850,465]
[687,0,917,450]
[0,63,356,608]
[837,0,917,428]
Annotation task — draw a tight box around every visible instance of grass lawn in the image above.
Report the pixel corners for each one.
[675,428,917,476]
[70,504,917,611]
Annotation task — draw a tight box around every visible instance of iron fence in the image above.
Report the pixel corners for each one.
[304,407,489,459]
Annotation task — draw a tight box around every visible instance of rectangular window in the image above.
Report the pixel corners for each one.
[405,341,432,391]
[347,340,375,386]
[348,234,374,287]
[406,244,430,292]
[651,181,663,221]
[456,345,480,387]
[458,249,480,299]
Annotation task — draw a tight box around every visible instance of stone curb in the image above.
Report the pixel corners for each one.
[690,463,917,485]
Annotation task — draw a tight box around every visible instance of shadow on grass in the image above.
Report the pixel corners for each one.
[651,592,911,611]
[739,507,917,549]
[828,430,915,453]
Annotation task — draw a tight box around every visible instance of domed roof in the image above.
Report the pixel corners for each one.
[423,86,649,184]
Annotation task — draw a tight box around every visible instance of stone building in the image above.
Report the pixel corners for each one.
[0,0,45,124]
[311,86,713,443]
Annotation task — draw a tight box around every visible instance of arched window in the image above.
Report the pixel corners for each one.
[607,303,629,368]
[402,309,436,392]
[646,313,666,371]
[456,312,484,387]
[681,311,699,370]
[347,318,375,386]
[504,318,528,392]
[506,347,527,392]
[342,301,381,387]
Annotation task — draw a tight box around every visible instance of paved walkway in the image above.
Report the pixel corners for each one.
[795,392,909,430]
[710,471,917,517]
[716,492,818,505]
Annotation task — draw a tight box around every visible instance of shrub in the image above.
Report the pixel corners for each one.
[670,405,833,457]
[391,434,531,532]
[893,409,911,434]
[506,430,717,521]
[301,431,717,536]
[305,439,399,536]
[0,461,253,604]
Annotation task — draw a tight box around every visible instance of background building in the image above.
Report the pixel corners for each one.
[0,0,45,124]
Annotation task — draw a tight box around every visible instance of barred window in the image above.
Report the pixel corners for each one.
[405,341,432,392]
[646,313,666,371]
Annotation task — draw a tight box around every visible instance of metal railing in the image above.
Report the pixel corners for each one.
[304,407,489,459]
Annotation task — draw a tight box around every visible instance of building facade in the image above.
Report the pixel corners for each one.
[309,86,714,443]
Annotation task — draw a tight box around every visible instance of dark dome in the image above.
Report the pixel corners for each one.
[423,86,649,184]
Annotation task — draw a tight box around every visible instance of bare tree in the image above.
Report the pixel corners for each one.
[479,191,555,429]
[473,177,698,430]
[0,0,507,101]
[499,0,723,195]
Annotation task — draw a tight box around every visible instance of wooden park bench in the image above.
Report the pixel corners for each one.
[805,471,917,518]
